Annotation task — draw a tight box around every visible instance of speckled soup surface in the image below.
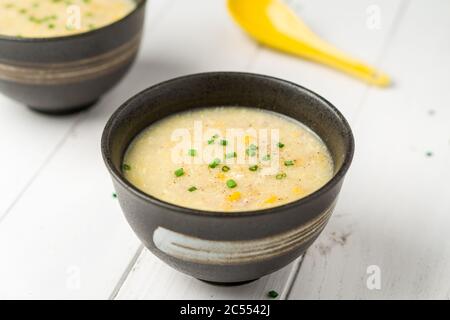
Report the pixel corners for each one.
[123,107,334,212]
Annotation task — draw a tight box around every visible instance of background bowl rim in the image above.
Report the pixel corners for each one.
[101,71,355,218]
[0,0,146,43]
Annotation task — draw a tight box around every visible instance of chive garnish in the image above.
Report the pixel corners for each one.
[188,149,197,157]
[222,166,230,172]
[246,149,256,156]
[220,139,228,146]
[277,142,285,148]
[112,192,117,198]
[249,165,258,172]
[208,134,219,144]
[226,179,237,188]
[267,290,279,298]
[284,160,295,166]
[262,154,271,161]
[246,144,258,156]
[122,164,131,171]
[208,158,221,169]
[276,173,287,180]
[174,168,184,177]
[225,152,237,159]
[188,186,197,192]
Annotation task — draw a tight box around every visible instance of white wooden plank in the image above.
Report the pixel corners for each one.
[115,0,403,299]
[290,0,450,299]
[0,91,81,218]
[138,0,258,75]
[116,247,301,300]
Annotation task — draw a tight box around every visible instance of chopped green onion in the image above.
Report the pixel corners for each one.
[220,139,228,146]
[208,134,219,144]
[122,164,131,171]
[267,290,279,298]
[208,158,221,169]
[188,149,197,157]
[225,152,237,159]
[284,160,295,166]
[262,154,271,161]
[249,165,258,172]
[222,166,230,172]
[112,192,117,198]
[226,179,237,188]
[246,144,258,157]
[188,186,197,192]
[276,173,287,180]
[174,168,184,177]
[277,142,285,148]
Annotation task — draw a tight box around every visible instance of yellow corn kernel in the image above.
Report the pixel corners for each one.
[227,191,241,202]
[264,195,278,204]
[216,173,226,180]
[292,186,304,195]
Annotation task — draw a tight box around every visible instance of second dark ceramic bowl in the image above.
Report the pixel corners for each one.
[0,0,146,115]
[102,72,354,284]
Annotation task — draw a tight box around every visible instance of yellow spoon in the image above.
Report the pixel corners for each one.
[227,0,390,87]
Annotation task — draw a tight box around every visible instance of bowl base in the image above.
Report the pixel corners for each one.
[198,278,260,286]
[28,99,99,116]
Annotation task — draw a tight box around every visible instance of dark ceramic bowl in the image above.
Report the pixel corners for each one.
[0,0,146,115]
[102,72,354,284]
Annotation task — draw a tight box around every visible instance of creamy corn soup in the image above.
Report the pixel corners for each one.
[0,0,136,38]
[123,107,334,212]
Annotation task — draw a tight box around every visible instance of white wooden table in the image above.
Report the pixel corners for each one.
[1,0,449,300]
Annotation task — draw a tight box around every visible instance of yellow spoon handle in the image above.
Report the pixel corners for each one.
[286,40,390,86]
[227,0,391,87]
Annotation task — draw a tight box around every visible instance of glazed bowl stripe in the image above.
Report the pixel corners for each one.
[0,32,142,85]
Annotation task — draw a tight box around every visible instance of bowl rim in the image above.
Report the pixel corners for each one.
[0,0,146,43]
[101,71,355,218]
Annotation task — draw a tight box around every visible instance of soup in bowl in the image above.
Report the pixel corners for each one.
[101,72,354,284]
[0,0,136,38]
[123,106,335,212]
[0,0,146,114]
